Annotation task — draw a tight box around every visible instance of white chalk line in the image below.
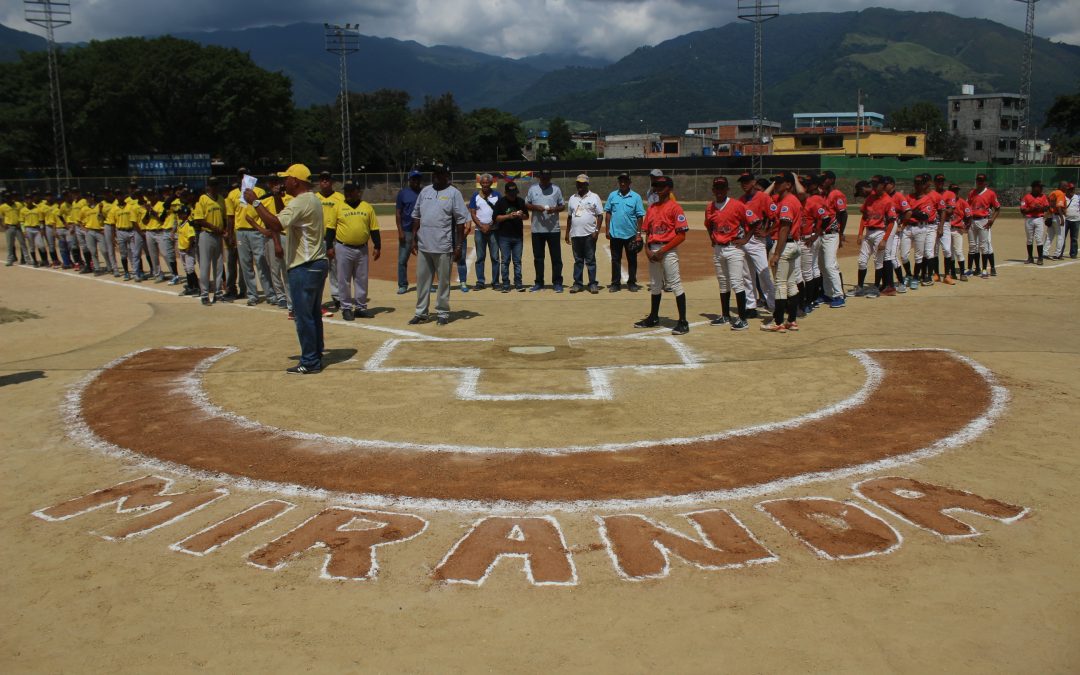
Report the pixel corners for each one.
[594,511,778,582]
[170,499,297,557]
[755,498,905,561]
[433,515,578,587]
[997,259,1079,270]
[60,346,1010,513]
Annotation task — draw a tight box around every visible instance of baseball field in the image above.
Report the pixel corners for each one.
[1,209,1078,673]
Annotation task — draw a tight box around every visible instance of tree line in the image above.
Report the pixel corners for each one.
[0,35,528,177]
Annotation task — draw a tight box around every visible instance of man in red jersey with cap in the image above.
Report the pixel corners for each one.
[763,172,803,332]
[736,172,776,323]
[634,175,690,335]
[704,176,751,330]
[853,176,897,298]
[968,173,1001,278]
[1020,180,1050,265]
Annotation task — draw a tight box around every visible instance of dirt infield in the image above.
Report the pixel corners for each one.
[2,215,1079,672]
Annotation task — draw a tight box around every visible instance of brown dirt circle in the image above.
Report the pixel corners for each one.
[79,348,991,504]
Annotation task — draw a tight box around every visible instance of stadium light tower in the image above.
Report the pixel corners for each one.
[1014,0,1039,164]
[25,0,71,189]
[325,23,360,181]
[738,0,780,173]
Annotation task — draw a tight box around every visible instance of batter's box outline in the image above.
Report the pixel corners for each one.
[362,334,702,401]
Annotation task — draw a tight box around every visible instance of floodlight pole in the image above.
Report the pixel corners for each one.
[1014,0,1039,164]
[25,0,71,190]
[325,23,360,182]
[738,0,779,174]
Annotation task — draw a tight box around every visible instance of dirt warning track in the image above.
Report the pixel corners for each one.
[76,347,999,506]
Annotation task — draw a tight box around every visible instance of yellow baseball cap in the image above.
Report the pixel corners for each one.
[277,163,312,182]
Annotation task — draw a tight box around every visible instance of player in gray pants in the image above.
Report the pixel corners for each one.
[237,227,273,305]
[198,230,225,303]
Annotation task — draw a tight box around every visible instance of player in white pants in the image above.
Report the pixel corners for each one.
[763,172,804,332]
[967,174,1001,278]
[736,173,775,322]
[882,177,910,292]
[853,178,897,298]
[704,176,751,330]
[1020,180,1050,265]
[799,174,826,313]
[932,174,957,283]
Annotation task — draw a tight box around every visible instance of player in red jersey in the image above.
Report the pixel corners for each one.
[933,173,958,283]
[1020,180,1050,265]
[634,176,690,335]
[883,176,910,293]
[799,174,827,313]
[763,172,803,332]
[819,171,848,307]
[704,176,751,330]
[948,183,972,279]
[853,177,897,298]
[968,173,1001,278]
[736,172,776,322]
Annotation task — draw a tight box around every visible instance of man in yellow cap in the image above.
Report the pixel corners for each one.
[245,164,329,374]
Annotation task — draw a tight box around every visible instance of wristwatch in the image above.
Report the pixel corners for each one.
[252,199,262,208]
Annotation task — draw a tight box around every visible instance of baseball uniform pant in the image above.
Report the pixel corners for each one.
[287,258,328,370]
[71,228,86,264]
[1024,217,1046,246]
[798,240,819,282]
[56,229,72,266]
[335,242,370,311]
[972,218,994,255]
[498,235,524,288]
[938,222,952,258]
[103,226,118,272]
[237,229,272,301]
[951,229,966,266]
[156,231,176,276]
[648,244,683,296]
[818,232,842,298]
[609,236,639,286]
[885,231,900,263]
[198,232,224,298]
[773,241,801,300]
[1043,215,1062,257]
[180,249,197,275]
[571,235,598,286]
[45,226,59,263]
[5,227,29,263]
[266,238,290,307]
[474,229,500,286]
[742,236,774,311]
[328,255,339,301]
[712,243,745,294]
[532,232,564,286]
[116,229,143,276]
[85,230,107,270]
[396,230,414,290]
[145,229,163,276]
[26,227,47,258]
[225,244,244,296]
[922,225,938,260]
[858,229,886,270]
[900,225,918,265]
[415,250,452,318]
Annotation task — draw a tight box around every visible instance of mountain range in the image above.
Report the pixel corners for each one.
[4,8,1078,133]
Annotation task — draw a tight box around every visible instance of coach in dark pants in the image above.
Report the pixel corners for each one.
[525,169,566,292]
[604,172,646,292]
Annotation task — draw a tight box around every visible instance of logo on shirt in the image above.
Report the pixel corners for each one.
[676,214,686,223]
[746,209,754,218]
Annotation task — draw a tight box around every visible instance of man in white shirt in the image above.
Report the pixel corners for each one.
[1063,182,1080,259]
[468,173,501,290]
[565,174,604,294]
[410,164,468,325]
[525,169,566,292]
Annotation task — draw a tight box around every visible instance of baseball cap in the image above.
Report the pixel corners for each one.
[207,177,221,187]
[237,167,249,176]
[538,169,552,178]
[775,171,795,184]
[504,181,519,192]
[712,176,729,188]
[1031,179,1043,188]
[948,183,960,192]
[575,174,590,183]
[649,168,664,178]
[342,181,360,191]
[277,164,312,182]
[407,169,423,179]
[975,173,987,181]
[431,163,450,175]
[617,172,631,181]
[1068,182,1076,189]
[883,175,896,185]
[934,173,946,181]
[822,170,837,181]
[738,172,755,183]
[318,171,333,180]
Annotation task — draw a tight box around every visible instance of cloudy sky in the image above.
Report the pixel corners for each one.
[5,0,1079,60]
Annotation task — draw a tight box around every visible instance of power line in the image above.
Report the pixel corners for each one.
[324,23,360,182]
[25,0,71,189]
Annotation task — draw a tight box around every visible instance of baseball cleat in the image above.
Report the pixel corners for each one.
[671,321,690,336]
[286,364,321,375]
[342,308,355,321]
[881,287,897,296]
[408,315,428,325]
[710,315,730,326]
[784,321,799,331]
[627,284,642,292]
[396,286,408,295]
[436,315,449,326]
[608,283,621,293]
[569,284,584,294]
[634,316,660,329]
[851,285,866,297]
[761,322,787,333]
[829,297,846,308]
[553,284,564,293]
[895,283,907,293]
[588,284,599,294]
[943,276,956,285]
[528,284,543,292]
[730,318,749,331]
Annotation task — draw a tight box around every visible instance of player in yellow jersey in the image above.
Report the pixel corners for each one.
[2,190,31,266]
[41,193,62,267]
[81,193,108,274]
[316,171,344,315]
[194,178,227,304]
[231,172,272,306]
[175,205,201,296]
[100,188,122,276]
[22,192,50,267]
[330,182,381,320]
[246,175,293,313]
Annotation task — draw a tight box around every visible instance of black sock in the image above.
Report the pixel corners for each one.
[773,298,786,325]
[787,293,799,323]
[1027,244,1033,259]
[874,268,882,287]
[903,261,912,277]
[121,258,129,273]
[988,253,995,271]
[649,293,661,319]
[720,292,731,318]
[675,293,687,322]
[735,291,747,320]
[882,260,894,288]
[796,282,805,308]
[1038,245,1044,260]
[858,268,867,287]
[895,263,905,283]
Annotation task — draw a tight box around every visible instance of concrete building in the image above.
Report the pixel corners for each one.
[772,130,925,157]
[793,112,885,133]
[947,87,1027,163]
[603,133,719,159]
[686,119,780,156]
[524,131,604,161]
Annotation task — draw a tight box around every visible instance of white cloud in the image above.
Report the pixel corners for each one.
[2,0,1077,60]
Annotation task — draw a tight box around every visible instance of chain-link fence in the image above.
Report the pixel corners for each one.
[4,164,1079,205]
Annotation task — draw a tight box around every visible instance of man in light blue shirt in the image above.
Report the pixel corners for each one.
[604,172,646,292]
[525,169,565,292]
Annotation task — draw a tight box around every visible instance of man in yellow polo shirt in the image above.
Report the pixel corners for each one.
[21,192,49,267]
[100,188,122,276]
[194,177,227,304]
[316,171,344,313]
[106,188,145,280]
[330,181,381,320]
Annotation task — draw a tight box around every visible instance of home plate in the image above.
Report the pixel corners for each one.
[509,346,556,355]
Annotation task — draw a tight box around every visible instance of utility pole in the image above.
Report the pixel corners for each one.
[325,23,360,182]
[1014,0,1039,164]
[25,0,72,190]
[738,0,780,174]
[855,89,862,158]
